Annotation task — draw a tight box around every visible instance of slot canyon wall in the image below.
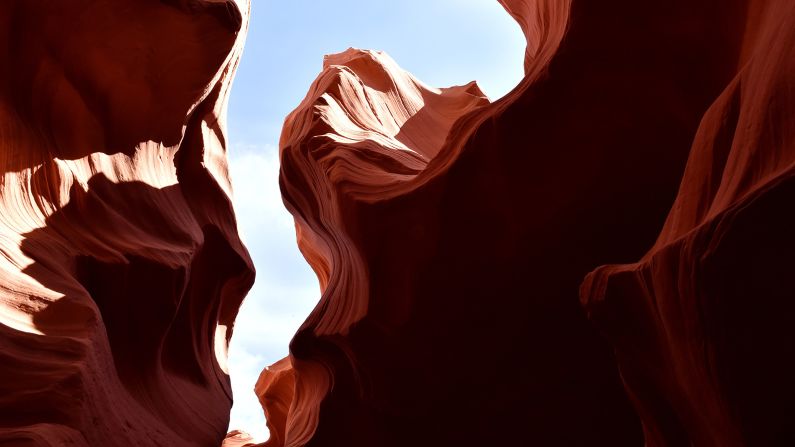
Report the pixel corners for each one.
[0,0,793,446]
[0,0,254,445]
[260,0,795,446]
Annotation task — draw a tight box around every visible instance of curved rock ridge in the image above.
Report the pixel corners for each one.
[280,48,491,203]
[497,0,571,75]
[0,0,253,445]
[223,430,258,447]
[580,1,795,445]
[260,0,765,445]
[267,47,490,447]
[254,357,295,447]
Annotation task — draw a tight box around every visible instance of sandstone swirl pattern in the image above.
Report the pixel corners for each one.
[581,2,795,445]
[0,1,253,445]
[1,0,793,446]
[259,0,786,445]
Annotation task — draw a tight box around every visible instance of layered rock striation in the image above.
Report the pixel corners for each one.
[581,1,795,445]
[2,0,792,445]
[0,1,253,445]
[260,0,783,445]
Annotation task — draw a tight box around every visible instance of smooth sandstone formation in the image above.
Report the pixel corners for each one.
[261,48,491,447]
[0,1,253,445]
[259,0,781,445]
[222,430,257,447]
[254,357,295,447]
[581,1,795,446]
[2,0,792,445]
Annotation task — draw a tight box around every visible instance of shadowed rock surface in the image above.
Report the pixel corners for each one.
[2,0,793,446]
[581,1,795,445]
[257,0,790,445]
[0,1,253,445]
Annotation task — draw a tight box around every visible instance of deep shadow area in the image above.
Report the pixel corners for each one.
[16,174,252,445]
[0,0,237,172]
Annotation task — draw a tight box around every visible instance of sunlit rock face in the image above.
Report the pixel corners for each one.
[2,0,791,445]
[0,1,253,445]
[262,0,782,445]
[581,1,795,445]
[223,430,257,447]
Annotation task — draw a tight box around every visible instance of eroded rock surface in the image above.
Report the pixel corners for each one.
[259,0,777,445]
[581,1,795,445]
[3,0,792,445]
[0,1,253,445]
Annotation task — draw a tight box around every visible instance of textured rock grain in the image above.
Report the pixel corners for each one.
[581,1,795,445]
[258,0,769,445]
[0,1,253,445]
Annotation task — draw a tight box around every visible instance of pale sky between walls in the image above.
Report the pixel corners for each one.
[226,0,526,441]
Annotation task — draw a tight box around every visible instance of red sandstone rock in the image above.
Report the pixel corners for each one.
[3,0,791,445]
[261,0,767,445]
[580,1,795,445]
[254,357,295,447]
[0,1,253,445]
[223,430,258,447]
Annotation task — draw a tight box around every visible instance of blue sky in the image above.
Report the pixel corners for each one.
[226,0,525,441]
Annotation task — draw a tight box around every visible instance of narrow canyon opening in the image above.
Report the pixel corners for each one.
[224,0,526,442]
[2,1,792,446]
